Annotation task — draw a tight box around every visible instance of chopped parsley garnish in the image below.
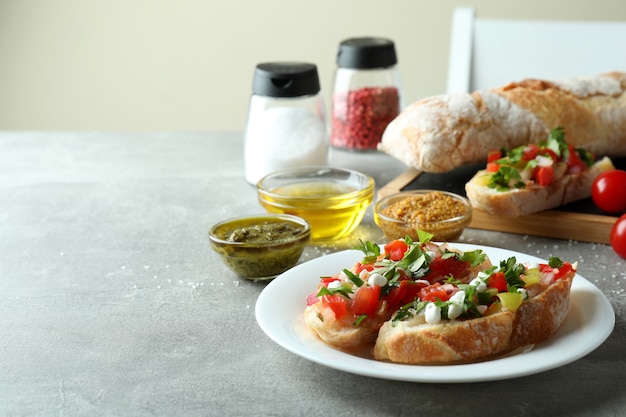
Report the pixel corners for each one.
[316,283,353,298]
[499,256,526,290]
[488,165,525,191]
[548,256,564,268]
[353,239,381,264]
[342,268,364,287]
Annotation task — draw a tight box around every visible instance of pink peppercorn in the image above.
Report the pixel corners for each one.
[331,37,402,151]
[331,86,400,150]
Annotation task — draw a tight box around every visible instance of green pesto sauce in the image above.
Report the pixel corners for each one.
[224,220,304,243]
[212,217,308,279]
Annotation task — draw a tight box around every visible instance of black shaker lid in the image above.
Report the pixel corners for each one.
[336,37,397,69]
[252,62,321,98]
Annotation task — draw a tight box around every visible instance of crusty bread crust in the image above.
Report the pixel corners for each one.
[373,274,574,364]
[379,72,626,173]
[465,156,615,217]
[303,303,385,349]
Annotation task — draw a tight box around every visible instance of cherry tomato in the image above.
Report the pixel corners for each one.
[610,214,626,259]
[592,170,626,213]
[351,286,381,316]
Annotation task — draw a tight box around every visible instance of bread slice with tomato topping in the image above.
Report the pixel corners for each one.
[373,256,575,364]
[465,127,615,217]
[304,234,492,350]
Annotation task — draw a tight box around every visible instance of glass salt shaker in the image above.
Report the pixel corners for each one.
[244,62,328,185]
[330,37,402,151]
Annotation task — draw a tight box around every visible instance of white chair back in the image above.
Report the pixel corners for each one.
[446,7,626,94]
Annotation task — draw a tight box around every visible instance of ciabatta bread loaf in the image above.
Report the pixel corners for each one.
[379,72,626,172]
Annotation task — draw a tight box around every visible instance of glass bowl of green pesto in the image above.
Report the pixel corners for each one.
[209,214,311,280]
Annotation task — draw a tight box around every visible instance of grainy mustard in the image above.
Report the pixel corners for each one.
[381,191,467,223]
[376,191,471,242]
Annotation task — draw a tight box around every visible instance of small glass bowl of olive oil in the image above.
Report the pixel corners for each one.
[209,214,311,280]
[256,167,375,241]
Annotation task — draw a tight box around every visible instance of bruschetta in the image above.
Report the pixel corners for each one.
[465,127,615,217]
[304,232,491,349]
[373,255,576,364]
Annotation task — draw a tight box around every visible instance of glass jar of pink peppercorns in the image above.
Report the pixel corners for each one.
[331,37,402,151]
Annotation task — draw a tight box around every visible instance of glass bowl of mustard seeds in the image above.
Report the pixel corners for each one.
[374,190,472,242]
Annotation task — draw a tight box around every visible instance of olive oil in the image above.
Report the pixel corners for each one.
[259,181,372,241]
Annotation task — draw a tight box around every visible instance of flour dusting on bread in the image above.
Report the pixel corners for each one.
[379,72,626,173]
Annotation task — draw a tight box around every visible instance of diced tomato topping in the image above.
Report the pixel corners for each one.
[522,144,540,161]
[534,165,554,186]
[384,239,409,261]
[354,262,375,274]
[554,262,575,280]
[386,281,407,311]
[486,161,500,172]
[487,150,502,163]
[566,145,586,174]
[352,286,381,316]
[320,277,339,287]
[321,295,348,319]
[386,280,426,312]
[427,256,470,283]
[539,148,558,161]
[419,283,454,302]
[540,262,575,281]
[488,271,508,292]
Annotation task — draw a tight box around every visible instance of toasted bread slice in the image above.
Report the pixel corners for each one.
[465,156,614,218]
[373,273,574,364]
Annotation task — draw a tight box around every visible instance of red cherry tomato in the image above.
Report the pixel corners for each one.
[592,170,626,213]
[610,214,626,259]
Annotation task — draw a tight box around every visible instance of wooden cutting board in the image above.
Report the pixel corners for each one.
[378,159,626,244]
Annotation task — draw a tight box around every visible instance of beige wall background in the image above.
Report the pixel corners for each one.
[1,0,626,132]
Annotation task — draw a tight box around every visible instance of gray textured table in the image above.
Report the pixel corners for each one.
[1,131,625,417]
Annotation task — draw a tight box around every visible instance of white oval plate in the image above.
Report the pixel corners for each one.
[255,244,615,383]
